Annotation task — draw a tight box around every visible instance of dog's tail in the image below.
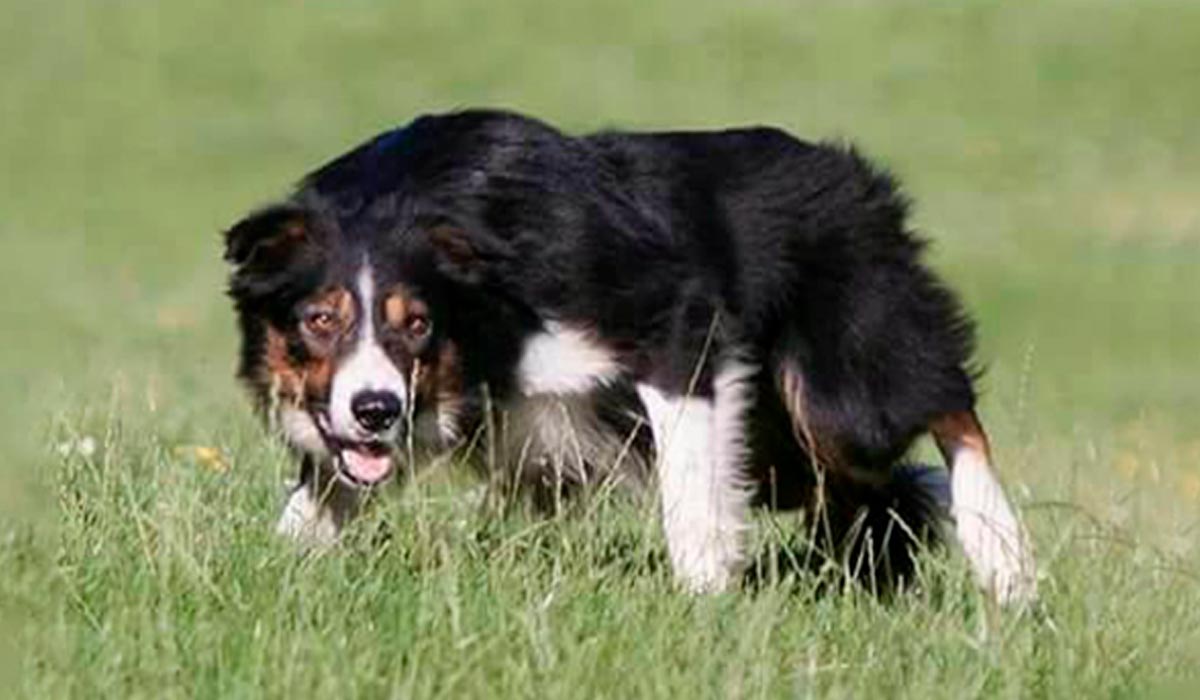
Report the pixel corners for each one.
[825,462,950,593]
[777,360,950,590]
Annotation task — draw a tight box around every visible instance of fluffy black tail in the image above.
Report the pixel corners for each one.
[822,462,950,593]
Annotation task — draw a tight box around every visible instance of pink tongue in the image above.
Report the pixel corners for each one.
[341,449,393,484]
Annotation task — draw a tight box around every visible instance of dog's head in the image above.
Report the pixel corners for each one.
[224,199,483,487]
[224,110,649,487]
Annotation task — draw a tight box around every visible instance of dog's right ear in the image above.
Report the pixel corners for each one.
[223,204,310,268]
[427,224,480,281]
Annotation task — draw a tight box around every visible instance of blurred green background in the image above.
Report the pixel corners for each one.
[2,1,1198,695]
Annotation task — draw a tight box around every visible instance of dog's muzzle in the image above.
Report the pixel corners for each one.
[309,408,402,488]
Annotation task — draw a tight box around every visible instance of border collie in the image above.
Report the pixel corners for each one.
[224,109,1036,604]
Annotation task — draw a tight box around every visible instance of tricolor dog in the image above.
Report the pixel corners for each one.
[224,109,1036,604]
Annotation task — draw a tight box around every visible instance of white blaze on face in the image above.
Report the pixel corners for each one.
[329,263,408,484]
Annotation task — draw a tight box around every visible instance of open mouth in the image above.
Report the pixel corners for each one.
[309,410,397,488]
[335,440,395,487]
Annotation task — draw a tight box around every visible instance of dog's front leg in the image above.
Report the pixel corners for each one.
[636,361,754,593]
[276,457,360,547]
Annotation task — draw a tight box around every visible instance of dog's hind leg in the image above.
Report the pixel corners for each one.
[931,411,1037,605]
[637,360,755,593]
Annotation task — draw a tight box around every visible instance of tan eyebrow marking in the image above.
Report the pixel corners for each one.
[384,293,408,328]
[310,287,354,323]
[382,286,430,331]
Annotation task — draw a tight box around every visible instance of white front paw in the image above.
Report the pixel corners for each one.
[276,486,340,547]
[665,522,745,594]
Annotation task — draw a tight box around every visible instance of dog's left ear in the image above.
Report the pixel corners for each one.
[428,224,474,266]
[223,204,310,269]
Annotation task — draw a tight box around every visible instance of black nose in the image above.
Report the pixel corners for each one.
[351,390,403,433]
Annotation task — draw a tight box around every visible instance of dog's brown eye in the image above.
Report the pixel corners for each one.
[304,309,337,335]
[406,314,431,338]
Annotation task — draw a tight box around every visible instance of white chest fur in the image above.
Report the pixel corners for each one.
[516,322,621,396]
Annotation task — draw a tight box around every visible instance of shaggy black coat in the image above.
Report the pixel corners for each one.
[228,109,979,582]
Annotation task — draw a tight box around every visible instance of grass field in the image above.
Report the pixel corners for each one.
[3,0,1199,696]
